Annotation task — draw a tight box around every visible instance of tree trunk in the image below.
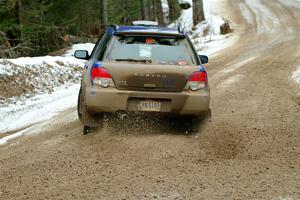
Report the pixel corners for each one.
[155,0,165,25]
[14,0,22,39]
[167,0,179,22]
[15,0,22,25]
[100,0,108,31]
[150,0,157,21]
[144,0,151,20]
[121,0,129,24]
[193,0,205,26]
[140,0,145,20]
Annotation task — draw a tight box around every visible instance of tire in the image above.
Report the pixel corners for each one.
[189,116,201,133]
[169,116,198,133]
[77,88,103,134]
[77,88,83,120]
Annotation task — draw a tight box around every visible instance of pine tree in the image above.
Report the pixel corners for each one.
[100,0,108,31]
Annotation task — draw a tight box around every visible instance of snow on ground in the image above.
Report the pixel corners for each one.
[217,74,243,89]
[278,0,300,9]
[0,44,94,140]
[0,84,79,145]
[292,66,300,87]
[286,1,300,90]
[291,37,300,91]
[0,43,93,76]
[169,0,235,57]
[293,67,300,83]
[236,2,255,24]
[219,56,258,74]
[245,0,281,33]
[0,56,84,76]
[64,43,94,56]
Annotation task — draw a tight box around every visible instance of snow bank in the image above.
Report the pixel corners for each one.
[168,0,234,56]
[169,0,228,34]
[0,43,94,76]
[0,56,84,76]
[64,43,94,56]
[0,57,83,107]
[0,44,94,139]
[0,84,79,143]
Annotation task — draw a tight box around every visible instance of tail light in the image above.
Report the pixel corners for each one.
[187,71,208,91]
[92,67,112,88]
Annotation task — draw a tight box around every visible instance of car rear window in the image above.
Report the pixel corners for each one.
[104,35,196,65]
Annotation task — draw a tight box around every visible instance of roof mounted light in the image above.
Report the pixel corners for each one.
[132,21,159,27]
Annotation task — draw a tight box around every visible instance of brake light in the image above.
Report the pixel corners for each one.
[188,71,208,91]
[92,68,112,88]
[92,68,111,79]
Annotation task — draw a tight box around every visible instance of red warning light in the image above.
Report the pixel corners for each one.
[146,38,155,44]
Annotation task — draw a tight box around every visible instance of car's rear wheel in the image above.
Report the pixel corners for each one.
[77,88,103,134]
[189,116,200,133]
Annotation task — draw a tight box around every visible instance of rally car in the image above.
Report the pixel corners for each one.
[75,21,211,134]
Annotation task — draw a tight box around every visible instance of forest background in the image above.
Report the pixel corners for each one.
[0,0,205,58]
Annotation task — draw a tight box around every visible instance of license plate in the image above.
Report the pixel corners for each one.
[138,100,161,112]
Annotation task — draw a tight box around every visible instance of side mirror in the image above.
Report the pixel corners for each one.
[199,55,209,64]
[74,50,90,60]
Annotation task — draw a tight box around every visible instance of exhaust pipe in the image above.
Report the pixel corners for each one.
[120,113,129,120]
[114,112,129,120]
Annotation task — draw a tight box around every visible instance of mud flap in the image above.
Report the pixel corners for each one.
[81,111,104,128]
[206,108,212,122]
[78,88,103,128]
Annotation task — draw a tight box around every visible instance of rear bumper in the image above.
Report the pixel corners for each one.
[85,86,210,116]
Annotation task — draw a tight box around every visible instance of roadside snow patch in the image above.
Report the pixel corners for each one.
[217,75,243,89]
[236,2,255,24]
[278,0,300,9]
[220,56,257,74]
[292,66,300,84]
[0,84,80,135]
[168,0,235,56]
[0,56,85,76]
[192,34,232,56]
[0,57,83,103]
[169,0,228,34]
[64,43,94,56]
[0,43,93,137]
[0,126,37,146]
[245,0,280,33]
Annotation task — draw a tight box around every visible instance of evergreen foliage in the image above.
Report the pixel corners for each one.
[0,0,181,57]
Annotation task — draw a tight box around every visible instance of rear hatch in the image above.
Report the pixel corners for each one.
[103,62,198,92]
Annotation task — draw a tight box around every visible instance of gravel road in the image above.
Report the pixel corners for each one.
[0,0,300,199]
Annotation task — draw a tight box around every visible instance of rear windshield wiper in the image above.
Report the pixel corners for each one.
[115,58,152,63]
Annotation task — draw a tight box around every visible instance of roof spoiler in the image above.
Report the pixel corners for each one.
[108,24,119,32]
